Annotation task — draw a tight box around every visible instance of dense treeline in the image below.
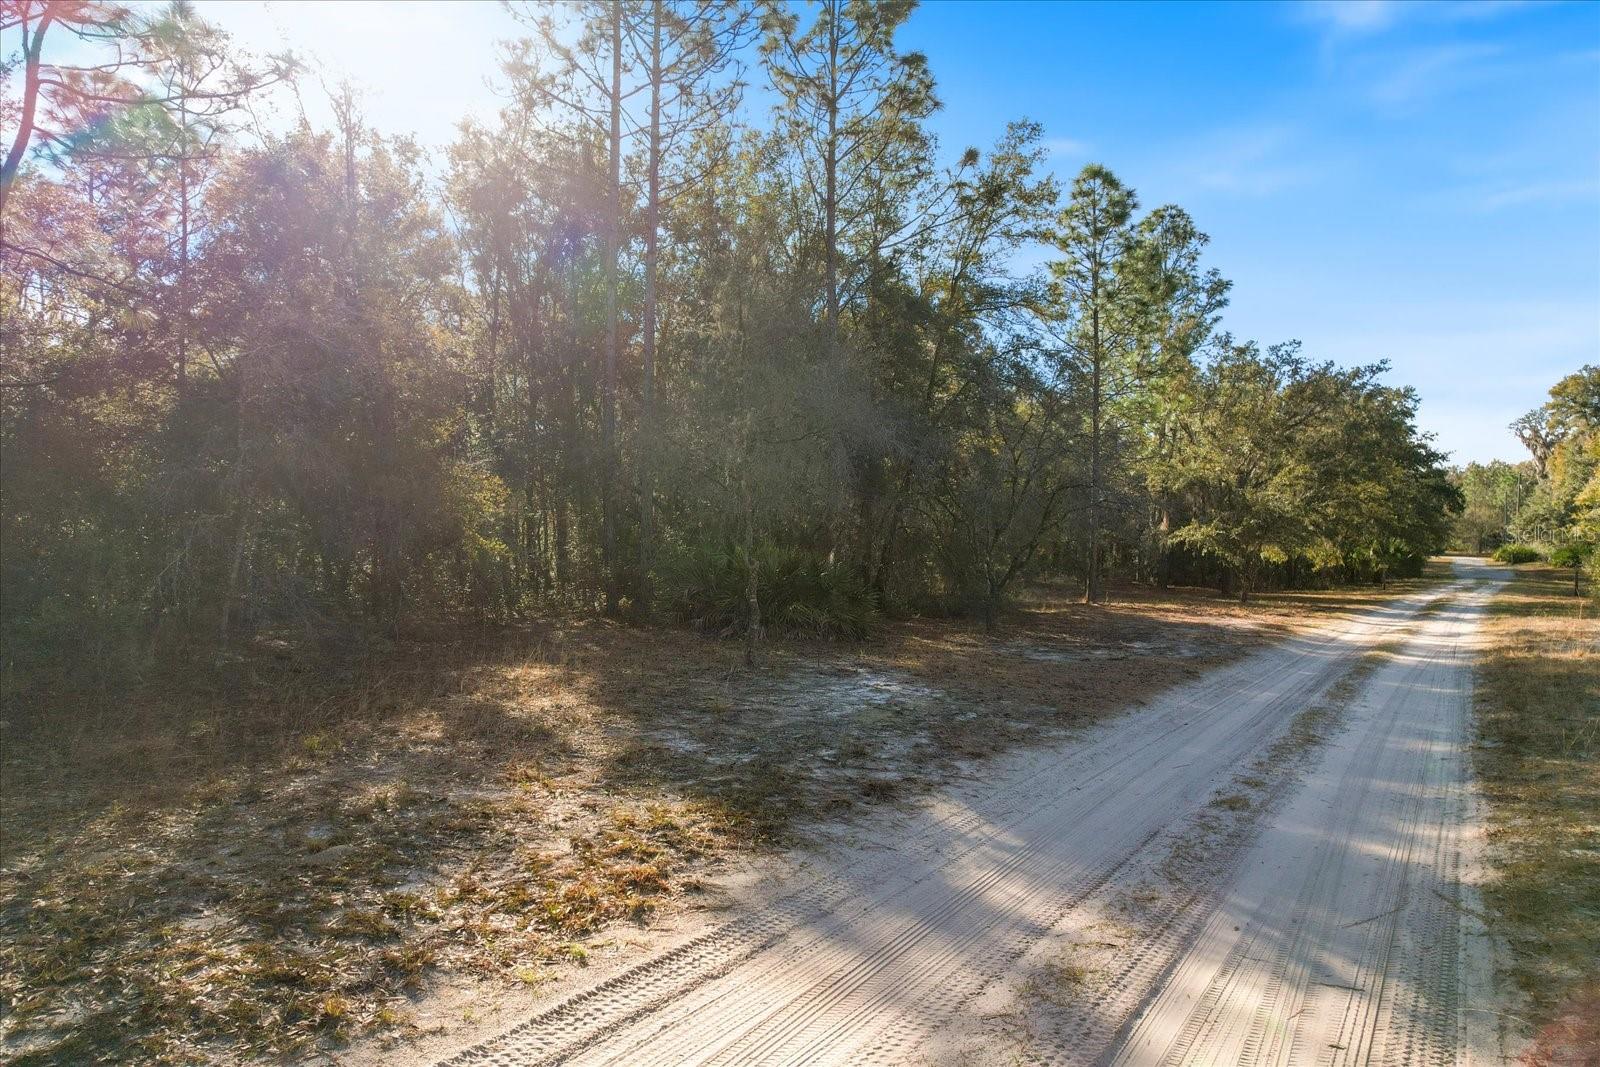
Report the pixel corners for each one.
[1,1,1458,702]
[1452,367,1600,591]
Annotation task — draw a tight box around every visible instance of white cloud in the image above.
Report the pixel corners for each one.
[1364,42,1502,108]
[1299,0,1400,36]
[1177,125,1322,198]
[1043,136,1091,159]
[1466,179,1600,211]
[1298,0,1541,41]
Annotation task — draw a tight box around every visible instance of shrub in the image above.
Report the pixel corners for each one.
[1548,543,1591,569]
[1492,543,1543,564]
[660,541,878,639]
[1548,542,1594,597]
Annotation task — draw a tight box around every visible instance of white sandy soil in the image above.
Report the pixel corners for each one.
[352,560,1513,1067]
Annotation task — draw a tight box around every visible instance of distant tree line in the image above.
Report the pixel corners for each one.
[1453,367,1600,592]
[1,0,1460,699]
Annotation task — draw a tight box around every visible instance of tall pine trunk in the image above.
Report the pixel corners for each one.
[637,1,663,617]
[176,137,190,395]
[1084,291,1103,604]
[742,469,761,668]
[823,7,840,359]
[601,5,622,615]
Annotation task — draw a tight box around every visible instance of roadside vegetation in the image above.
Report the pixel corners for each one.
[1491,543,1544,565]
[1459,369,1598,1062]
[0,1,1489,1064]
[1452,367,1598,581]
[1474,562,1600,1062]
[0,574,1443,1064]
[4,1,1459,721]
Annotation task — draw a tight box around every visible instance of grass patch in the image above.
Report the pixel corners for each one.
[0,571,1448,1064]
[1473,563,1599,1052]
[1022,956,1097,1010]
[0,782,736,1064]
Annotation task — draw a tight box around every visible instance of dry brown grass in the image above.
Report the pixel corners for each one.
[0,569,1449,1064]
[1472,563,1599,1054]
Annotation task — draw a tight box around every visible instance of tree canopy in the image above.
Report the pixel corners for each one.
[1,0,1463,703]
[1456,367,1600,592]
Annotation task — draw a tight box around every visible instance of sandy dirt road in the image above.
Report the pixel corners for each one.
[437,560,1506,1067]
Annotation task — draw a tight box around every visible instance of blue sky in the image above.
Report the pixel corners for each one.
[900,0,1600,465]
[117,1,1600,462]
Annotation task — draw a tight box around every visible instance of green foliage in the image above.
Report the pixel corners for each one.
[1547,541,1593,596]
[1151,341,1454,600]
[1,1,1463,710]
[661,542,878,639]
[1548,543,1589,568]
[1451,460,1536,553]
[1495,367,1600,554]
[1492,543,1543,564]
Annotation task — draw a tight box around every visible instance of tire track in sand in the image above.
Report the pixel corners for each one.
[437,581,1463,1067]
[1095,566,1498,1067]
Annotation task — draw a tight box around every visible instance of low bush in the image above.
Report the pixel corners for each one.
[660,541,878,639]
[1547,542,1594,597]
[1492,543,1543,564]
